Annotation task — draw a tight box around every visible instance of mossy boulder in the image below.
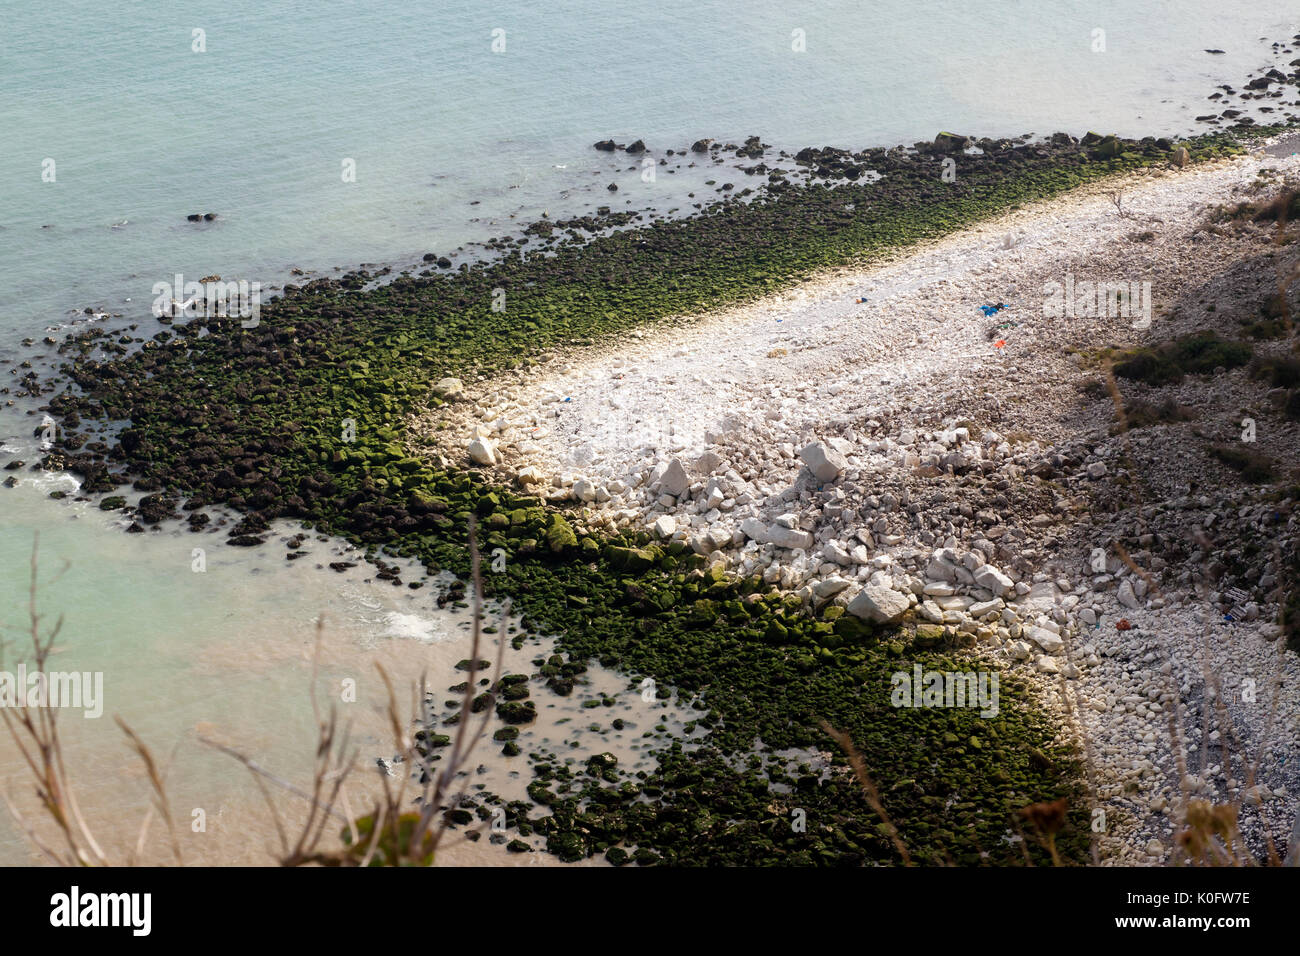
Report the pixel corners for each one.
[914,623,946,647]
[545,514,577,553]
[1092,135,1121,159]
[833,614,874,643]
[933,131,969,153]
[605,545,655,573]
[497,700,537,724]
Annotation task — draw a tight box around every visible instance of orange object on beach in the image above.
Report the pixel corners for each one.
[1116,618,1132,631]
[993,339,1006,349]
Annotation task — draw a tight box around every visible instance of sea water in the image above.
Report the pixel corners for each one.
[0,0,1294,864]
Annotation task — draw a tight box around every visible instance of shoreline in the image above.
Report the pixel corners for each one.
[7,103,1300,864]
[432,135,1300,863]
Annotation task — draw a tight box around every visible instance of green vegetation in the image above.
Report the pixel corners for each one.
[33,124,1285,865]
[1113,331,1253,386]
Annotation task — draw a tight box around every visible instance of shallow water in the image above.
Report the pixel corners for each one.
[2,1,1294,343]
[0,482,702,865]
[0,0,1296,865]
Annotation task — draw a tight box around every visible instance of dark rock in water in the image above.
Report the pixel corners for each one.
[1091,134,1122,158]
[933,131,971,153]
[230,513,271,537]
[1246,76,1272,89]
[625,139,646,154]
[735,135,765,159]
[690,138,712,153]
[607,182,618,192]
[1080,130,1105,146]
[186,214,202,222]
[204,213,217,221]
[3,459,23,470]
[2,477,15,488]
[593,139,617,151]
[126,521,144,533]
[1205,48,1226,54]
[422,253,437,262]
[1049,132,1077,147]
[496,700,536,724]
[137,493,178,523]
[329,561,356,572]
[228,534,264,546]
[547,675,575,696]
[436,256,452,269]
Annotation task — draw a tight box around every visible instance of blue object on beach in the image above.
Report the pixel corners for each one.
[979,303,1009,317]
[564,397,571,402]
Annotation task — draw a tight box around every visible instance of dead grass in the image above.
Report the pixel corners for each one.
[1208,443,1277,484]
[1,521,506,867]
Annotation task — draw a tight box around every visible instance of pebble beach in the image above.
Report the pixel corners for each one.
[4,14,1300,869]
[421,133,1300,863]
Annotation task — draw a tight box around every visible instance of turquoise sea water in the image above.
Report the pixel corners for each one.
[0,1,1296,863]
[2,0,1294,339]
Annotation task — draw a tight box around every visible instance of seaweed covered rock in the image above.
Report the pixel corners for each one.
[544,513,577,553]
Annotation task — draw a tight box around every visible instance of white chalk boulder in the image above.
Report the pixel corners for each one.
[799,442,847,483]
[468,438,497,466]
[973,564,1014,596]
[1027,626,1064,655]
[847,585,910,624]
[653,515,677,539]
[767,524,813,550]
[658,459,690,497]
[435,377,466,401]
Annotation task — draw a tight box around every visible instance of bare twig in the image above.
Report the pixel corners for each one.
[820,719,912,865]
